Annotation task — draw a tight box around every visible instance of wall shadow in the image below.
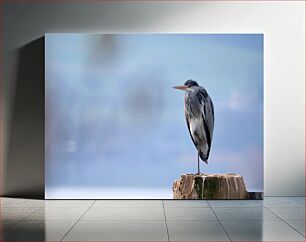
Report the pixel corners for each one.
[4,37,45,199]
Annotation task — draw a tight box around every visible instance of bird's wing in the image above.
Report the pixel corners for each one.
[198,88,214,159]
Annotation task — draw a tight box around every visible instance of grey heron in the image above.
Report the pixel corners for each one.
[173,80,214,174]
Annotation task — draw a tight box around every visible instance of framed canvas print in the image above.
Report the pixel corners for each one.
[45,34,263,199]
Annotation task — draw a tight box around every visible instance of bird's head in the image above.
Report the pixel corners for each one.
[173,79,199,91]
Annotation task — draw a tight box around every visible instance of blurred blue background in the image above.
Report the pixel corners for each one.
[45,34,263,199]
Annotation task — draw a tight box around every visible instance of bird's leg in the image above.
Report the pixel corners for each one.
[197,151,200,175]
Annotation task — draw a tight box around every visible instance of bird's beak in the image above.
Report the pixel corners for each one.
[173,85,187,91]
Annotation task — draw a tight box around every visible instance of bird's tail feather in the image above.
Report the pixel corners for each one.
[199,152,208,164]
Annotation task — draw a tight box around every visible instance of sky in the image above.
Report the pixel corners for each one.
[45,34,263,199]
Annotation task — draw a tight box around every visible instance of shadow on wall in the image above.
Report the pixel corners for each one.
[4,37,45,199]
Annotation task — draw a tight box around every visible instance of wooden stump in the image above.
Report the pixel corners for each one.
[172,173,263,200]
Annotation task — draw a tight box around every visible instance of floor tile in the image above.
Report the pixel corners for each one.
[81,207,165,221]
[26,207,87,220]
[221,220,305,241]
[1,197,305,241]
[0,207,39,220]
[263,197,304,207]
[165,207,217,221]
[2,220,75,241]
[0,220,20,233]
[213,207,279,220]
[93,200,163,208]
[0,198,45,208]
[292,197,305,205]
[0,220,20,240]
[45,200,94,208]
[167,220,230,241]
[208,200,263,208]
[268,207,305,220]
[163,200,209,208]
[286,220,305,236]
[63,220,168,241]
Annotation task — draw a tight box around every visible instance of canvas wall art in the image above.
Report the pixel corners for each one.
[45,34,263,199]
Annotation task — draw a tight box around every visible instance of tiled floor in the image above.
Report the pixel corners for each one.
[0,197,304,241]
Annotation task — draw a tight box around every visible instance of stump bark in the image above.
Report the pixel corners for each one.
[172,173,263,200]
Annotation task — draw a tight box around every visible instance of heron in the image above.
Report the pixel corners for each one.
[173,80,214,174]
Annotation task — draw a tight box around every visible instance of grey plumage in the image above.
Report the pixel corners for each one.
[174,79,214,174]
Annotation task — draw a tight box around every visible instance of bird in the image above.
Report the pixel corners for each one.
[173,79,214,174]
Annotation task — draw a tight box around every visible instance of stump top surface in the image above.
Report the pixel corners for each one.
[183,173,243,178]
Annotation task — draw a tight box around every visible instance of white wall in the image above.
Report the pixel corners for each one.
[3,1,305,196]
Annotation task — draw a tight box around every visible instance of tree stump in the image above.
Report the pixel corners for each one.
[172,173,263,200]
